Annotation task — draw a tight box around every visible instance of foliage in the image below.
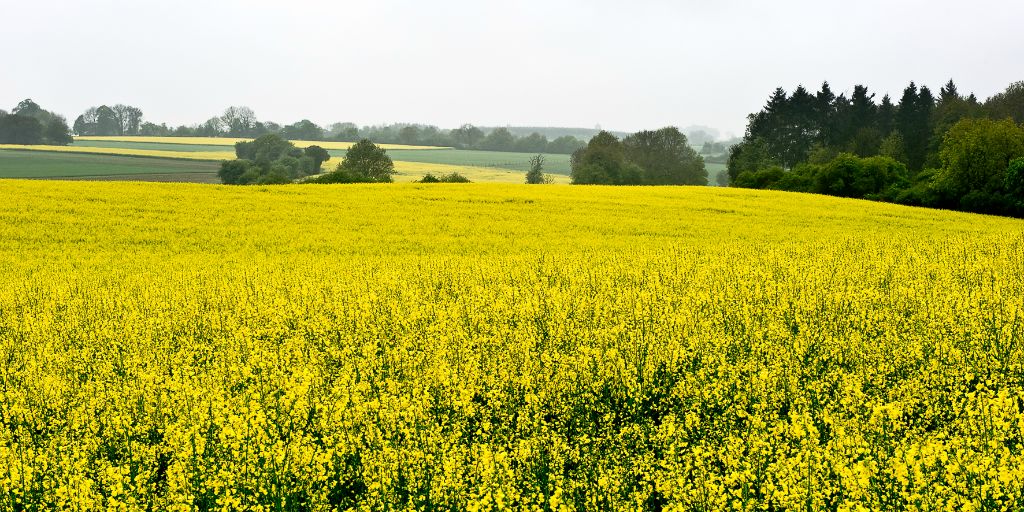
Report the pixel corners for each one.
[572,129,707,186]
[416,172,471,183]
[1007,158,1024,208]
[622,127,707,185]
[733,154,909,200]
[525,154,547,184]
[936,118,1024,198]
[313,139,395,184]
[732,80,1024,217]
[984,81,1024,124]
[570,131,643,185]
[0,99,72,145]
[220,135,318,185]
[303,145,331,171]
[1,181,1024,510]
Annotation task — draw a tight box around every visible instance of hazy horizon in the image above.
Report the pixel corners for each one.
[2,0,1022,138]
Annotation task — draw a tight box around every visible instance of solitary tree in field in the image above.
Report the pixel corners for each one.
[341,140,394,182]
[526,154,547,184]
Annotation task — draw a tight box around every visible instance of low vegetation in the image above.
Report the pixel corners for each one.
[217,135,328,185]
[417,172,471,183]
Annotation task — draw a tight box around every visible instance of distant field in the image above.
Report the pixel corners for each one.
[73,139,575,175]
[72,140,229,152]
[377,149,573,175]
[0,150,219,179]
[0,149,548,184]
[75,136,447,151]
[0,144,234,161]
[3,138,717,185]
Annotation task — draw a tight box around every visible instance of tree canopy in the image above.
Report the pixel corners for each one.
[0,99,71,145]
[571,129,706,186]
[729,79,1024,217]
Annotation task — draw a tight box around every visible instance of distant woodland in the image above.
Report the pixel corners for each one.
[729,80,1024,216]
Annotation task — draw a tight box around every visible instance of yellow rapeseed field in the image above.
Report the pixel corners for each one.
[0,181,1022,510]
[73,136,449,151]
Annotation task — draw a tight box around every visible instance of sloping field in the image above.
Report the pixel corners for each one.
[1,182,1022,509]
[75,135,448,151]
[382,149,573,174]
[0,144,236,161]
[0,148,543,183]
[0,150,219,179]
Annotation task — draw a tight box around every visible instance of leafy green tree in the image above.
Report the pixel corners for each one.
[304,145,330,172]
[482,128,515,151]
[526,154,547,184]
[329,122,360,141]
[280,120,323,141]
[0,115,43,144]
[623,127,707,185]
[418,172,471,183]
[812,154,908,198]
[218,160,255,185]
[727,137,777,182]
[1006,158,1024,213]
[937,118,1024,198]
[332,139,395,182]
[514,132,548,153]
[878,133,907,163]
[984,81,1024,123]
[450,124,484,148]
[95,106,121,136]
[235,134,301,164]
[12,99,46,121]
[570,131,643,185]
[44,117,73,145]
[398,126,421,145]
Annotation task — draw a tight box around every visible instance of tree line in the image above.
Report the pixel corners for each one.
[0,99,72,145]
[69,104,588,154]
[728,80,1024,216]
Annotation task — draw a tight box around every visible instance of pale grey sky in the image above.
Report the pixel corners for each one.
[2,0,1022,137]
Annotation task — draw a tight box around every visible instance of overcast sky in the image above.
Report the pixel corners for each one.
[2,0,1022,137]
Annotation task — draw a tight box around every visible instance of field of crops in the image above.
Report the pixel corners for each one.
[0,138,551,183]
[382,149,573,175]
[74,136,446,151]
[0,150,220,180]
[1,181,1022,510]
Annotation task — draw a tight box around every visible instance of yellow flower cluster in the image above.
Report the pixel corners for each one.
[0,181,1022,510]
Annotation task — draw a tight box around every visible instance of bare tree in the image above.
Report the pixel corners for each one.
[111,104,143,135]
[221,106,257,136]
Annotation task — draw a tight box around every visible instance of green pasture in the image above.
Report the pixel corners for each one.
[0,150,219,179]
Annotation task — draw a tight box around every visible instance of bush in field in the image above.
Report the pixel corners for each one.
[525,154,554,184]
[311,139,394,184]
[418,172,471,183]
[220,134,320,185]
